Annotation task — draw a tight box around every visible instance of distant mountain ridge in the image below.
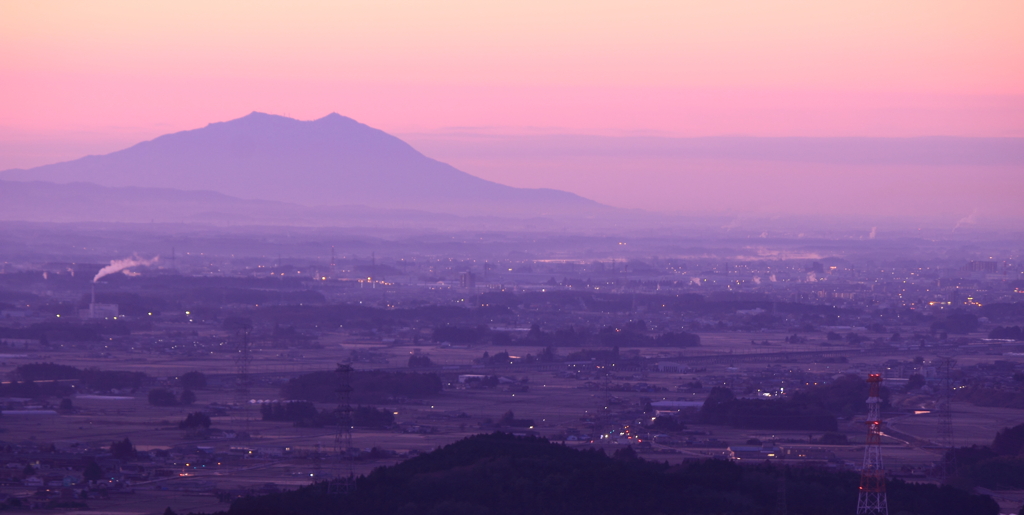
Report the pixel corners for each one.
[0,179,608,230]
[0,112,606,216]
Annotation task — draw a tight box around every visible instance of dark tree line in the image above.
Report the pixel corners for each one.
[12,362,149,392]
[220,432,997,515]
[0,320,132,342]
[281,370,442,403]
[260,401,394,429]
[179,412,212,430]
[700,387,838,432]
[479,290,854,319]
[519,322,700,348]
[696,375,891,431]
[980,302,1024,321]
[216,291,866,337]
[929,312,980,334]
[148,388,196,406]
[958,386,1024,409]
[788,373,890,418]
[407,354,434,368]
[261,401,320,425]
[948,422,1024,489]
[179,371,208,389]
[432,325,492,344]
[179,412,213,436]
[430,320,698,348]
[0,379,73,398]
[109,437,135,460]
[989,325,1024,340]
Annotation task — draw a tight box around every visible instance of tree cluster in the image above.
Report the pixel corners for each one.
[497,410,534,428]
[0,379,73,398]
[700,387,838,431]
[12,362,149,392]
[179,412,213,430]
[148,387,196,406]
[461,374,500,388]
[906,373,926,390]
[407,354,433,368]
[929,312,979,334]
[179,371,208,389]
[521,322,700,348]
[475,351,512,367]
[260,401,322,426]
[948,423,1024,489]
[563,347,620,363]
[281,370,442,403]
[0,321,113,342]
[989,326,1024,341]
[958,386,1024,409]
[788,373,890,418]
[523,324,590,347]
[648,415,687,433]
[432,325,492,345]
[260,401,394,429]
[109,437,135,460]
[979,302,1024,321]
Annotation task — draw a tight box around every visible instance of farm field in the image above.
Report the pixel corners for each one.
[3,330,1022,514]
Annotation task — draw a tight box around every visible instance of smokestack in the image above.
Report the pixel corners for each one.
[90,283,96,318]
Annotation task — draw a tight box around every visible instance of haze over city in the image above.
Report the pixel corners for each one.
[0,2,1022,515]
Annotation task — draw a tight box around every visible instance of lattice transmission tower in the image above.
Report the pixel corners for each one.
[234,324,253,439]
[936,356,958,481]
[857,373,888,515]
[328,363,355,495]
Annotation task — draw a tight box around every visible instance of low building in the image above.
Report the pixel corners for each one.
[727,444,781,461]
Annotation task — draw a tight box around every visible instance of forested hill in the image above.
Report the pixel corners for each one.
[214,433,996,515]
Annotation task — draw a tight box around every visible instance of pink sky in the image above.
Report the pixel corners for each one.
[1,1,1022,219]
[3,1,1022,140]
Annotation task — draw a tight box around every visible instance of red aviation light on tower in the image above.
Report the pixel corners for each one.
[857,373,888,515]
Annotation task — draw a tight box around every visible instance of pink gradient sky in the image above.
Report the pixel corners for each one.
[1,1,1022,218]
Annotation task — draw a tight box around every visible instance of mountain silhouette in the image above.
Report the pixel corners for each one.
[1,112,605,216]
[0,179,540,228]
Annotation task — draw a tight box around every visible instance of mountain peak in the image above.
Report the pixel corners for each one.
[0,113,605,216]
[313,112,362,127]
[235,111,293,123]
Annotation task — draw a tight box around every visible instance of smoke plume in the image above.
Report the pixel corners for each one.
[93,255,159,282]
[953,210,978,232]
